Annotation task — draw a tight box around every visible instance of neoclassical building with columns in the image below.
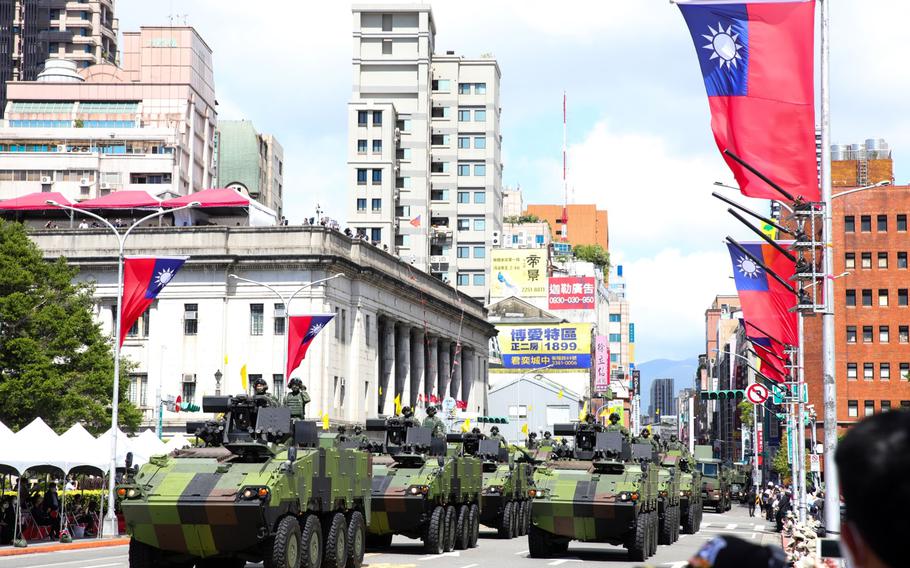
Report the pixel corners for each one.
[29,225,495,430]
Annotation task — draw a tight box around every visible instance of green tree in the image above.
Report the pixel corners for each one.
[739,400,754,429]
[572,244,611,276]
[0,220,140,434]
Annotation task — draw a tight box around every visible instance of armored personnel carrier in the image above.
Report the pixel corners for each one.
[460,435,535,538]
[118,394,371,568]
[364,416,482,554]
[668,450,703,534]
[656,454,681,545]
[694,445,730,512]
[528,423,660,561]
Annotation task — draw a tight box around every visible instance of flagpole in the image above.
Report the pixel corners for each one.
[819,0,840,536]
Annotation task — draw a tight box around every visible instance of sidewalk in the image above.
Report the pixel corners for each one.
[0,536,130,557]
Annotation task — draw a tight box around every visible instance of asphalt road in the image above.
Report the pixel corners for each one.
[5,505,780,568]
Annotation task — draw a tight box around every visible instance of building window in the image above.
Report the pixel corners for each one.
[184,303,198,335]
[372,111,382,126]
[372,140,382,153]
[474,136,486,149]
[431,134,450,146]
[610,314,622,323]
[898,252,908,269]
[880,325,890,343]
[371,228,381,242]
[864,400,874,416]
[274,303,286,335]
[182,381,196,405]
[844,253,855,269]
[457,191,470,204]
[457,136,470,149]
[879,289,889,307]
[881,400,891,412]
[847,400,858,417]
[273,374,284,400]
[862,326,873,343]
[881,363,891,381]
[357,139,367,153]
[475,109,487,121]
[847,363,857,380]
[861,252,872,269]
[458,83,471,95]
[508,405,528,418]
[431,161,448,173]
[457,246,469,259]
[382,39,392,55]
[900,326,909,343]
[456,273,469,286]
[473,218,485,231]
[846,326,856,343]
[458,109,471,122]
[901,363,910,380]
[371,199,381,212]
[457,164,470,176]
[861,289,872,307]
[382,13,393,31]
[877,214,888,231]
[472,273,485,286]
[430,189,448,201]
[899,289,908,306]
[474,164,486,176]
[128,374,148,407]
[357,111,368,126]
[878,252,889,268]
[845,216,855,232]
[860,215,871,232]
[846,289,856,307]
[474,191,486,204]
[473,246,485,258]
[457,218,470,231]
[372,169,382,184]
[898,214,907,231]
[609,333,622,342]
[431,79,451,92]
[356,198,366,212]
[475,83,487,94]
[250,304,264,335]
[431,106,449,118]
[357,169,367,185]
[864,363,874,380]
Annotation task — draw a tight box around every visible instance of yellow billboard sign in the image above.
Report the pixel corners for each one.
[491,249,548,298]
[497,323,592,370]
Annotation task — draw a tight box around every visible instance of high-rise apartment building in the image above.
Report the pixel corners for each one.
[0,27,217,200]
[346,5,502,301]
[0,0,118,116]
[524,203,609,250]
[216,120,284,216]
[649,378,675,420]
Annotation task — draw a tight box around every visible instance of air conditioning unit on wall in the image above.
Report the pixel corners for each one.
[182,373,196,384]
[40,176,52,184]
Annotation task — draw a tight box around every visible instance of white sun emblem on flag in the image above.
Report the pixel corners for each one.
[305,323,324,339]
[702,23,743,69]
[154,268,175,286]
[737,256,762,279]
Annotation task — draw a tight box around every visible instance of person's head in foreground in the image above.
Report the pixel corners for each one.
[685,535,787,568]
[836,409,910,568]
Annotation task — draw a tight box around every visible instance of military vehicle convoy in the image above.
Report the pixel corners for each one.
[364,416,482,554]
[694,445,730,512]
[528,423,660,562]
[118,394,371,568]
[656,454,681,545]
[670,451,703,534]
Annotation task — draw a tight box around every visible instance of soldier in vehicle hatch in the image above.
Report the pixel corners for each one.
[539,431,555,450]
[252,377,279,407]
[401,406,419,428]
[422,406,446,438]
[488,426,507,448]
[283,378,310,419]
[636,428,661,452]
[527,431,539,449]
[606,413,630,439]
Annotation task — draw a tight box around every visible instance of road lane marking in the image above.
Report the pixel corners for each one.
[459,564,478,568]
[418,551,460,560]
[702,522,712,527]
[514,550,529,555]
[26,556,127,568]
[725,523,737,529]
[751,532,758,540]
[547,560,582,566]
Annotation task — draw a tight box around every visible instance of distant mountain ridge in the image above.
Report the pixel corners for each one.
[636,357,699,415]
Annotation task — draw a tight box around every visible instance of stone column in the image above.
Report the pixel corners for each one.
[395,323,411,409]
[438,339,451,400]
[379,318,396,416]
[449,342,462,402]
[410,328,425,408]
[461,347,475,409]
[426,336,439,402]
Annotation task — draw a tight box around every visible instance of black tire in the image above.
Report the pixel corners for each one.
[443,505,456,552]
[626,511,648,562]
[346,511,365,568]
[300,515,323,568]
[423,506,445,554]
[659,506,671,545]
[674,506,681,542]
[129,539,159,568]
[468,504,480,548]
[454,505,470,550]
[499,501,514,539]
[322,513,347,568]
[271,516,302,568]
[510,501,520,538]
[553,540,569,554]
[524,501,532,535]
[528,524,552,558]
[517,501,527,536]
[366,533,392,550]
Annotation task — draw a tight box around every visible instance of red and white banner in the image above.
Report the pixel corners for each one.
[548,276,596,310]
[594,335,610,392]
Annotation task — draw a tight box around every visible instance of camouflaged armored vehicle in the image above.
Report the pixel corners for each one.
[674,452,703,534]
[694,445,730,512]
[118,394,371,568]
[364,416,482,554]
[528,424,660,561]
[656,453,682,545]
[459,435,535,538]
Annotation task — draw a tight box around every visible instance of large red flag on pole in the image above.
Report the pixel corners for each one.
[119,256,187,346]
[677,0,819,202]
[286,314,335,380]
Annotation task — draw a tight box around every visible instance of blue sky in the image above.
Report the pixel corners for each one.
[118,1,909,365]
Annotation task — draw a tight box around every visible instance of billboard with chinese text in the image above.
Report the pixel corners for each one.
[491,249,547,298]
[497,323,592,370]
[548,276,596,310]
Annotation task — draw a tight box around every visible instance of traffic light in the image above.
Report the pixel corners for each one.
[477,416,508,424]
[699,390,745,401]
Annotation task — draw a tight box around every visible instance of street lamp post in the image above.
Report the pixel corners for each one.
[214,369,223,396]
[227,273,344,386]
[47,199,199,537]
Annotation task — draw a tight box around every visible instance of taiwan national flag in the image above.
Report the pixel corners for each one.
[742,319,790,382]
[727,242,798,357]
[678,0,819,202]
[119,257,187,346]
[286,314,335,380]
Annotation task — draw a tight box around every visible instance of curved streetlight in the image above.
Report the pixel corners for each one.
[227,273,345,387]
[47,199,199,537]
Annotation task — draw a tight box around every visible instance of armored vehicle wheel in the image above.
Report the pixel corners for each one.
[659,506,673,545]
[443,505,457,552]
[552,540,569,554]
[366,533,392,550]
[650,511,658,555]
[519,501,529,536]
[270,515,302,568]
[322,512,348,568]
[300,514,324,568]
[510,501,520,538]
[128,539,159,568]
[523,501,532,535]
[346,511,365,568]
[674,507,681,541]
[468,504,480,548]
[626,511,648,562]
[528,524,553,558]
[454,504,471,550]
[423,506,445,554]
[499,501,515,539]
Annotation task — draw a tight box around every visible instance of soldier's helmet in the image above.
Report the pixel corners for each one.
[289,377,303,389]
[425,406,437,416]
[471,427,482,434]
[670,434,678,442]
[337,425,347,434]
[640,428,650,438]
[253,377,268,391]
[653,434,662,442]
[544,431,552,438]
[609,412,620,424]
[353,425,363,435]
[529,432,537,439]
[490,426,500,434]
[401,405,414,417]
[584,413,596,424]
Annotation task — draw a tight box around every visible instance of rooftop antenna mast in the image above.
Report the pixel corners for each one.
[562,91,569,243]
